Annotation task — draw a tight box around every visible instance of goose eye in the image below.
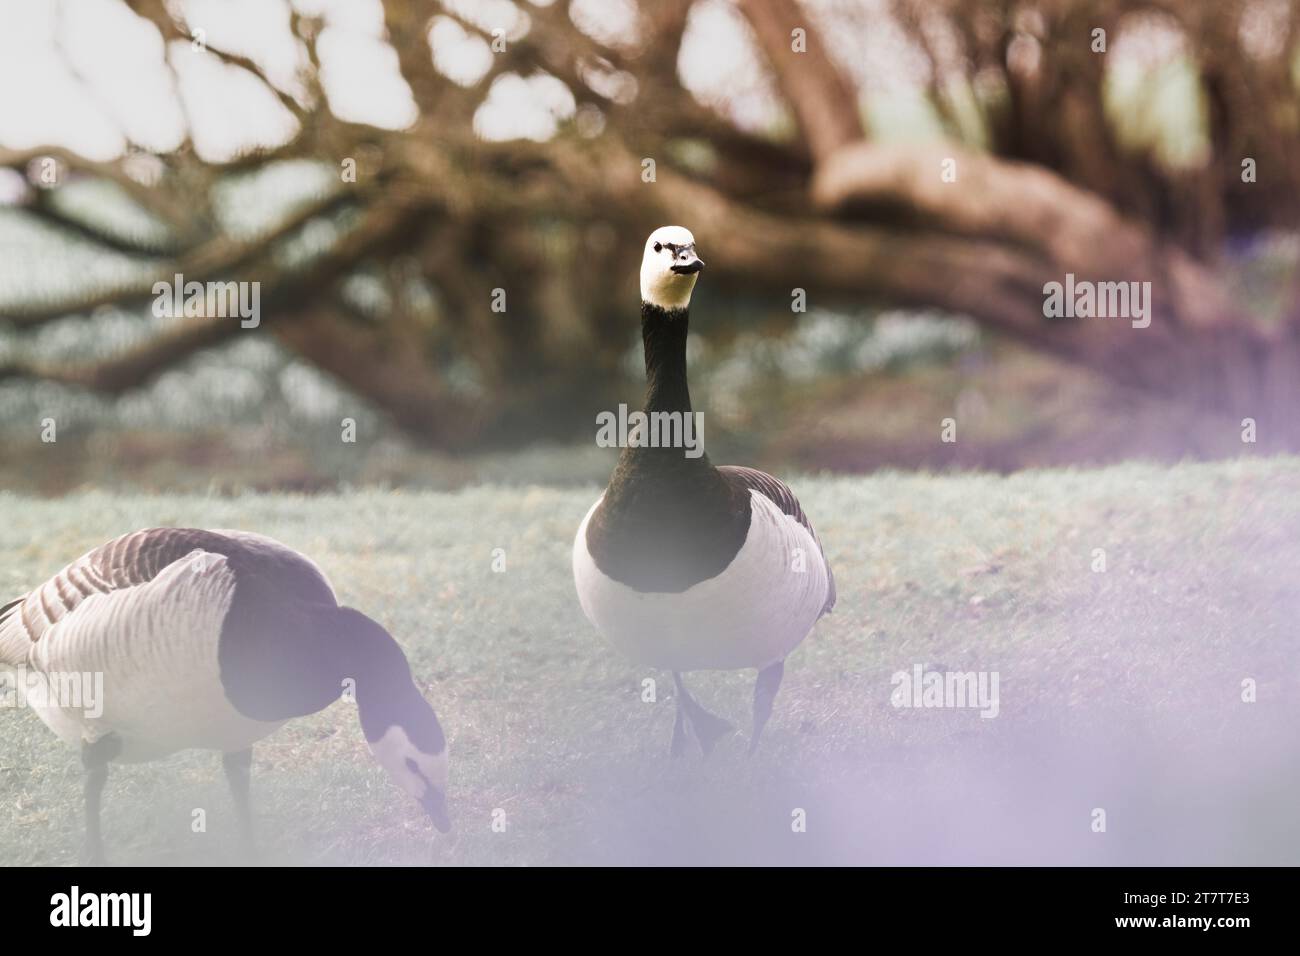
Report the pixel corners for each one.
[653,242,662,253]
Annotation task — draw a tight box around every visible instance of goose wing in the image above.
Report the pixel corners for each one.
[0,528,336,667]
[0,597,25,668]
[0,529,228,667]
[717,465,836,616]
[1,529,341,753]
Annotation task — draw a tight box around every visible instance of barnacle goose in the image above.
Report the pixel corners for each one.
[0,528,449,862]
[573,226,836,756]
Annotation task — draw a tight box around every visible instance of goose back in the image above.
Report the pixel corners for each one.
[0,528,347,760]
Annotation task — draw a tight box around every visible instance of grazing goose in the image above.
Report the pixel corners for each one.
[0,528,449,863]
[573,226,835,756]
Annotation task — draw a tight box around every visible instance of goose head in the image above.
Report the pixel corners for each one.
[640,225,704,310]
[367,715,450,833]
[339,608,451,832]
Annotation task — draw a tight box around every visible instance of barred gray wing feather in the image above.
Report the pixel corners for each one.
[717,465,836,615]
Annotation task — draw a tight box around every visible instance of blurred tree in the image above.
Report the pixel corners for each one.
[1,0,1298,449]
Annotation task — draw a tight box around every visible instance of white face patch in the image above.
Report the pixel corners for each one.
[369,725,449,801]
[640,225,702,309]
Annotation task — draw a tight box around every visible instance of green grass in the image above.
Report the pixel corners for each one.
[2,457,1299,866]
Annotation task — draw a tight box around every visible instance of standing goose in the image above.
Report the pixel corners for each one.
[573,226,835,756]
[0,528,449,863]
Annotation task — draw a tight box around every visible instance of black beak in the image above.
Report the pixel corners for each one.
[422,789,451,833]
[671,258,705,275]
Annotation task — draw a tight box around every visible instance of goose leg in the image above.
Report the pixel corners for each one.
[670,693,688,758]
[671,671,733,756]
[748,661,785,756]
[80,734,121,866]
[222,748,256,858]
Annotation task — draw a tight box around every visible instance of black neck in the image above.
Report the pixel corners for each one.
[584,301,750,592]
[641,301,692,416]
[329,607,442,752]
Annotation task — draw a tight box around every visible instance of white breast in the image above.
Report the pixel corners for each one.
[573,491,830,671]
[21,549,283,761]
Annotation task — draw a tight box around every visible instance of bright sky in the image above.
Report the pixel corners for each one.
[0,0,799,161]
[0,0,1219,169]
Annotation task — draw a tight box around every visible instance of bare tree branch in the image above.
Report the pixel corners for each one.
[0,193,424,394]
[0,315,242,394]
[19,192,174,257]
[0,145,190,235]
[125,0,308,121]
[1,188,355,327]
[733,0,864,162]
[810,141,1249,332]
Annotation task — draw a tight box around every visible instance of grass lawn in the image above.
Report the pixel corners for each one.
[2,457,1298,866]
